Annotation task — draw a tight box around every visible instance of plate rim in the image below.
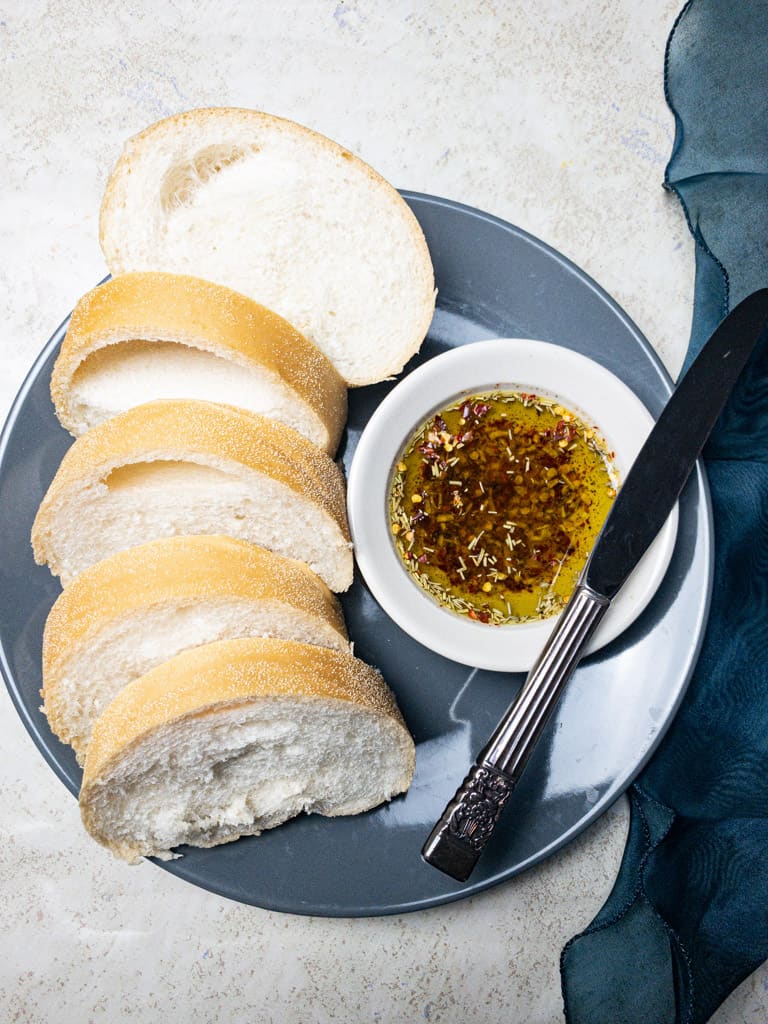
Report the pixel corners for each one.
[0,191,713,916]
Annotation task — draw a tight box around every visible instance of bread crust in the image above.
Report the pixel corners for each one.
[31,399,351,579]
[42,536,349,747]
[51,272,347,453]
[99,107,436,386]
[80,637,416,859]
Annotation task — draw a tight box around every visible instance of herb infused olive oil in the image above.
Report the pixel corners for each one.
[389,392,616,625]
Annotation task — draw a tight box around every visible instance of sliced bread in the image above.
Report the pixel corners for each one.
[51,272,347,454]
[99,107,435,385]
[31,399,352,590]
[80,637,415,863]
[42,535,349,763]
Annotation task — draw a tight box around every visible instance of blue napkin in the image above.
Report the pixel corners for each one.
[560,2,768,1021]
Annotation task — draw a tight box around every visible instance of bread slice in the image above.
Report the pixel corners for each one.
[31,399,352,590]
[99,108,436,385]
[51,272,346,454]
[79,637,415,863]
[42,535,349,762]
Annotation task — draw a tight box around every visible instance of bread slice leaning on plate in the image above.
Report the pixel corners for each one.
[42,535,349,763]
[79,636,416,863]
[31,399,353,590]
[99,107,436,385]
[51,272,347,455]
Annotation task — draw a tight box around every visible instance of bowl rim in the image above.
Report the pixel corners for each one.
[346,337,678,673]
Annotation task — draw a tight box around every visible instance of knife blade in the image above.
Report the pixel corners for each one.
[422,288,768,882]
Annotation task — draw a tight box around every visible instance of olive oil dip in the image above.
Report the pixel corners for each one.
[389,391,617,625]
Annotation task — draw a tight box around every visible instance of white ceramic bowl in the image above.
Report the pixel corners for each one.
[347,338,678,673]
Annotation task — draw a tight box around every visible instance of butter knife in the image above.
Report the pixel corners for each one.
[422,288,768,882]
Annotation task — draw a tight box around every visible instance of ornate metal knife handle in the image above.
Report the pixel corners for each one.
[420,762,516,881]
[422,584,610,882]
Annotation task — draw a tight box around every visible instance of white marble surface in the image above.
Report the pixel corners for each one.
[1,2,766,1021]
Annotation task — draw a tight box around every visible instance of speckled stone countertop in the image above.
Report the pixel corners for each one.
[1,2,766,1022]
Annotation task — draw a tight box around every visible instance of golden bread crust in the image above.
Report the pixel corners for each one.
[42,536,349,746]
[80,637,416,859]
[31,399,351,572]
[51,271,346,452]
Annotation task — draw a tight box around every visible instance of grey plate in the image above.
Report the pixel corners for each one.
[0,193,712,917]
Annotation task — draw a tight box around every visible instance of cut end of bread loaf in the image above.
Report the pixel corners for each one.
[99,108,435,385]
[80,637,415,863]
[42,536,349,761]
[51,272,346,454]
[31,399,352,590]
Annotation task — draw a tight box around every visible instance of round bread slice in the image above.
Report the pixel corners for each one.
[51,272,347,454]
[42,535,349,763]
[80,637,415,863]
[31,399,352,590]
[99,107,436,385]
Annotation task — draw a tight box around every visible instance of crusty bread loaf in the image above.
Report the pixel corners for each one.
[79,637,415,863]
[99,107,435,385]
[51,272,347,454]
[31,399,352,590]
[42,535,349,762]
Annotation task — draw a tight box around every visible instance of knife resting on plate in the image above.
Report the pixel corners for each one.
[422,288,768,882]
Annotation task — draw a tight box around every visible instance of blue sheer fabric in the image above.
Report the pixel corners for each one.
[560,2,768,1021]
